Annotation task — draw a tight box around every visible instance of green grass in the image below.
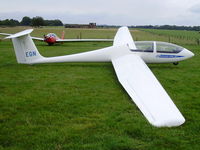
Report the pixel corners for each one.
[0,27,200,150]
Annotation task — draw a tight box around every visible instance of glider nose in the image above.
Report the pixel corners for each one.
[185,49,194,58]
[189,51,194,58]
[181,48,194,59]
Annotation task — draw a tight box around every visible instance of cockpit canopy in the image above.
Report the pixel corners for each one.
[135,41,153,52]
[156,42,183,53]
[46,33,57,38]
[134,41,184,53]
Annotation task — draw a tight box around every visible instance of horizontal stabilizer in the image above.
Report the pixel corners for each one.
[0,33,12,36]
[5,29,33,39]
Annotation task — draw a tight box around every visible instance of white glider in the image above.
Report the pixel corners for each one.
[6,27,194,127]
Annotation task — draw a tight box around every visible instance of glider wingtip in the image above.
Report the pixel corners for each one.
[151,118,185,127]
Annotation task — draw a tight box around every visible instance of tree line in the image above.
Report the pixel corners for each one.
[129,25,200,31]
[1,17,200,31]
[0,16,63,27]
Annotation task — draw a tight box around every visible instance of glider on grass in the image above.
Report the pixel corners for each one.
[0,31,113,45]
[5,27,194,127]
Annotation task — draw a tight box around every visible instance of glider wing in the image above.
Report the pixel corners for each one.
[31,36,44,41]
[111,54,185,127]
[56,39,113,42]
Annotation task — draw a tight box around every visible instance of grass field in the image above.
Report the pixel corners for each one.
[0,27,200,150]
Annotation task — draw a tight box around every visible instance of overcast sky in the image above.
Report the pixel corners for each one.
[1,0,200,26]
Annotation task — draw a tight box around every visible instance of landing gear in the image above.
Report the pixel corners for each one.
[173,62,179,65]
[48,43,54,46]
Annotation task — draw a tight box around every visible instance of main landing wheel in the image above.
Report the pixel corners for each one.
[173,62,179,65]
[48,43,54,46]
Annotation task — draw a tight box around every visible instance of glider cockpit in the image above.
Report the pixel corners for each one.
[45,33,59,40]
[134,41,184,53]
[132,41,193,64]
[134,41,154,52]
[46,33,57,38]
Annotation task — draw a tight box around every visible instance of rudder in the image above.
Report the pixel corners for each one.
[6,29,44,64]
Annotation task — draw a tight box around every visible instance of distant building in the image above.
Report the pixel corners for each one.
[65,23,96,28]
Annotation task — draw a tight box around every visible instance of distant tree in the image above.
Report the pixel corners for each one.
[31,16,44,27]
[0,17,64,27]
[129,25,200,31]
[21,16,32,26]
[0,19,9,26]
[193,26,200,31]
[53,19,63,26]
[9,19,20,26]
[0,19,19,26]
[44,19,63,26]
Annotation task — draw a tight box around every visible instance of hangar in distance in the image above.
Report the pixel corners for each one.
[5,27,194,127]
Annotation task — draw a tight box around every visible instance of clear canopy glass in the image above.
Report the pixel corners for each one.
[47,33,57,38]
[156,42,184,53]
[135,41,153,52]
[134,41,184,53]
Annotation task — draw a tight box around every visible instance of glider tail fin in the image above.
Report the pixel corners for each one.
[5,29,44,64]
[113,26,136,49]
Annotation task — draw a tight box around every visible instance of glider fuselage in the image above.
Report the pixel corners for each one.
[28,41,193,65]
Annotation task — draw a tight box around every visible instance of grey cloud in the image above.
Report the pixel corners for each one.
[0,0,199,26]
[189,4,200,13]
